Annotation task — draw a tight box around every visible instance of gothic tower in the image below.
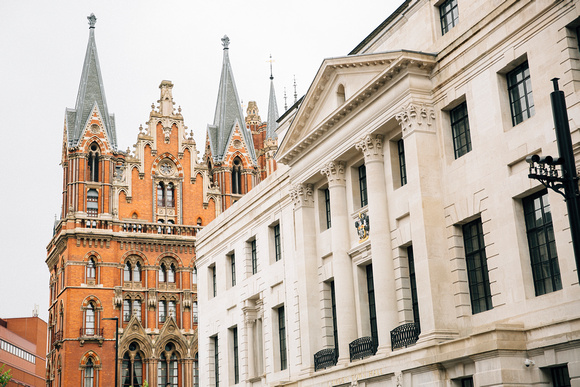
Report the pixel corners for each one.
[46,15,214,387]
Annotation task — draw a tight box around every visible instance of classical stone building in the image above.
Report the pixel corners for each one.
[195,0,580,385]
[45,15,279,387]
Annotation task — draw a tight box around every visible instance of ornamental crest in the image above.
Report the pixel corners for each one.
[354,212,370,242]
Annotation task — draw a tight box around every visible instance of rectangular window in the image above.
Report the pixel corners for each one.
[330,281,339,354]
[159,301,166,323]
[366,265,378,349]
[451,101,472,159]
[274,224,282,262]
[168,300,176,319]
[359,164,368,207]
[124,300,131,322]
[213,336,219,387]
[133,300,141,321]
[440,0,459,35]
[193,354,199,387]
[523,190,561,296]
[461,377,474,387]
[212,266,217,297]
[230,254,236,287]
[551,365,571,387]
[251,240,258,275]
[232,327,239,384]
[463,219,493,314]
[324,188,332,229]
[193,301,198,323]
[407,246,421,333]
[398,139,407,186]
[278,306,287,370]
[507,61,535,126]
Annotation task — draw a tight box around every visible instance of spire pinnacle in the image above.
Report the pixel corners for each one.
[88,13,97,29]
[221,35,230,50]
[293,75,298,103]
[284,87,288,111]
[267,54,274,80]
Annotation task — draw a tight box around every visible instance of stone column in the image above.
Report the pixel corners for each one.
[290,183,320,372]
[320,161,357,362]
[243,304,256,379]
[355,134,399,351]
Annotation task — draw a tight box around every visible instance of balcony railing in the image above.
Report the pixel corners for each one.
[390,322,419,350]
[314,348,338,371]
[121,221,200,237]
[349,336,377,361]
[79,327,104,338]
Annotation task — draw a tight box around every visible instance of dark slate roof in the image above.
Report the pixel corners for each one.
[66,14,117,150]
[266,77,279,140]
[207,36,257,164]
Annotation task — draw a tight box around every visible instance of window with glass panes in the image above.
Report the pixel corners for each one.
[366,265,378,349]
[463,219,493,314]
[214,336,219,387]
[251,240,258,275]
[193,353,199,387]
[507,61,535,126]
[230,254,236,287]
[551,365,571,387]
[359,164,368,207]
[232,327,239,384]
[461,377,474,387]
[451,102,472,158]
[324,188,332,229]
[274,224,282,262]
[212,266,217,297]
[330,281,339,356]
[523,190,562,296]
[159,301,167,323]
[398,139,407,186]
[278,306,287,370]
[440,0,459,34]
[407,246,421,333]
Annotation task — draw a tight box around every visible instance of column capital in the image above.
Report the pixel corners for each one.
[355,134,384,162]
[395,102,436,136]
[290,183,314,208]
[320,161,346,187]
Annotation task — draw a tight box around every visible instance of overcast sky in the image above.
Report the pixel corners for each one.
[0,0,400,321]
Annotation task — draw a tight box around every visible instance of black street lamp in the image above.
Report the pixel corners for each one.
[526,78,580,283]
[102,317,119,387]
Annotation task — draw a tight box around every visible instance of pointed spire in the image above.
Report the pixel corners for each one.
[208,35,257,164]
[284,87,288,111]
[66,14,117,149]
[266,65,279,140]
[293,75,298,104]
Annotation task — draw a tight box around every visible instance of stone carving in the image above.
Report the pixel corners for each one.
[320,160,346,187]
[183,290,192,310]
[113,287,123,308]
[221,35,230,49]
[355,134,384,162]
[395,103,436,135]
[290,183,314,208]
[354,212,370,242]
[163,126,172,143]
[148,289,157,309]
[159,161,173,176]
[396,371,403,387]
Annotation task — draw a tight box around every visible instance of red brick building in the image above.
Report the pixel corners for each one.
[0,317,47,387]
[46,15,278,387]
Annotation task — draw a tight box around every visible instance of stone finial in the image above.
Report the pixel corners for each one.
[290,183,314,208]
[88,13,97,29]
[221,35,230,49]
[355,134,384,162]
[395,103,435,135]
[320,160,346,187]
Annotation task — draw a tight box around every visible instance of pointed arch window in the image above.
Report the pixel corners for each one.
[88,143,100,182]
[124,262,132,282]
[159,263,167,283]
[133,262,141,283]
[167,183,175,207]
[158,343,179,387]
[168,264,176,283]
[122,343,143,387]
[232,157,242,194]
[86,257,96,281]
[157,182,165,207]
[168,300,177,319]
[84,358,95,387]
[85,303,95,336]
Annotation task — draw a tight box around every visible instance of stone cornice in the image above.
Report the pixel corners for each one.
[278,51,436,165]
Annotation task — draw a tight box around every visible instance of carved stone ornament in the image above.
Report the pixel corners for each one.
[354,212,370,242]
[395,103,436,135]
[320,160,346,187]
[290,183,314,208]
[163,126,172,143]
[90,124,100,134]
[355,134,384,162]
[113,287,123,308]
[233,139,242,149]
[159,161,173,176]
[148,289,157,310]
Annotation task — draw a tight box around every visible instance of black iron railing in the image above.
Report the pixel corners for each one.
[349,336,377,361]
[314,348,338,371]
[390,322,419,350]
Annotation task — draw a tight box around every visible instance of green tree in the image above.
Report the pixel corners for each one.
[0,364,12,387]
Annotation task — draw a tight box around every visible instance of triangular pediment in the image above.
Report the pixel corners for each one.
[77,103,114,152]
[119,315,152,350]
[277,50,436,164]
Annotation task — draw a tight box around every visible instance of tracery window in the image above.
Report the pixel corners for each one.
[124,262,132,282]
[86,257,96,281]
[158,343,179,387]
[84,358,95,387]
[87,143,100,182]
[157,181,175,208]
[232,157,242,194]
[122,342,143,387]
[123,298,142,323]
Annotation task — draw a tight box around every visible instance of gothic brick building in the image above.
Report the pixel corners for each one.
[45,15,279,387]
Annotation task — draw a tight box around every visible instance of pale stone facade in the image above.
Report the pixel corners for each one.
[195,0,580,385]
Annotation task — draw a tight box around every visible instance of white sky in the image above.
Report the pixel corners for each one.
[0,0,400,321]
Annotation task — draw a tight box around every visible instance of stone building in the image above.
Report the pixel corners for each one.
[195,0,580,385]
[45,15,279,387]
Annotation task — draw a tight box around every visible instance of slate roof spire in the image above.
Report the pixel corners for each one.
[66,13,117,149]
[207,35,256,164]
[266,58,279,140]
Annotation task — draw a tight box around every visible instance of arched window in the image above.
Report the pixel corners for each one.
[197,217,202,226]
[232,157,242,194]
[133,300,142,321]
[88,143,100,182]
[133,262,141,283]
[157,182,165,207]
[159,300,167,323]
[168,264,176,283]
[124,262,132,282]
[159,263,167,283]
[123,300,131,322]
[87,189,99,217]
[122,343,143,387]
[84,358,95,387]
[85,303,95,336]
[158,343,179,387]
[192,268,197,285]
[86,258,96,280]
[167,183,175,207]
[168,300,176,319]
[337,84,346,105]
